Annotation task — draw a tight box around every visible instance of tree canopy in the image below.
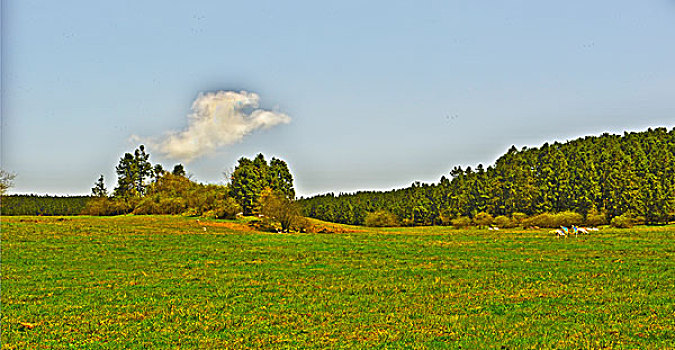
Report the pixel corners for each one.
[113,145,153,197]
[229,154,295,215]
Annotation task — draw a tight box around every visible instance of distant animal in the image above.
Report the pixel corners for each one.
[577,227,589,234]
[551,229,566,238]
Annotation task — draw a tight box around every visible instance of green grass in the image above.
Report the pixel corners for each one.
[2,216,674,349]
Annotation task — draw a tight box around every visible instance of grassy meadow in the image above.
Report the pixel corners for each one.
[2,216,674,349]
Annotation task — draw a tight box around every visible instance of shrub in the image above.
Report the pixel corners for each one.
[451,216,471,229]
[82,197,130,216]
[159,197,187,215]
[524,211,583,228]
[133,196,160,215]
[633,216,646,225]
[524,213,555,228]
[511,212,527,224]
[259,188,304,231]
[364,210,398,227]
[182,207,200,217]
[248,218,280,232]
[400,218,415,227]
[493,215,515,228]
[555,211,584,227]
[610,214,634,228]
[585,208,607,226]
[292,216,310,232]
[212,198,241,219]
[133,196,186,215]
[473,212,494,227]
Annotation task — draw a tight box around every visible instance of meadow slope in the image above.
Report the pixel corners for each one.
[2,216,674,349]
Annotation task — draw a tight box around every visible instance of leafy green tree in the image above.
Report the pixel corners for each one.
[230,157,263,215]
[229,154,296,216]
[269,158,295,199]
[259,188,303,232]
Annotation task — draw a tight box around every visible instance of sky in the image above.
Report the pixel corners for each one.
[2,1,674,197]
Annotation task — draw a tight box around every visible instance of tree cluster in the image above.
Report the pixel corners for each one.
[300,127,675,227]
[229,154,295,215]
[83,147,299,227]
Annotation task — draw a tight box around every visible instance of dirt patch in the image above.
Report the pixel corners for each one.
[306,224,364,234]
[17,218,72,224]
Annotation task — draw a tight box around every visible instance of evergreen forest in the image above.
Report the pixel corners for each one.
[0,195,89,216]
[300,127,675,226]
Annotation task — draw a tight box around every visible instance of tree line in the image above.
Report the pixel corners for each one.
[1,195,90,216]
[299,127,675,227]
[1,169,90,216]
[1,145,302,229]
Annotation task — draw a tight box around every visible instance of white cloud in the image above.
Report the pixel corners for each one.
[141,91,290,162]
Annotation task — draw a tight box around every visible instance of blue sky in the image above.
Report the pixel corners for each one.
[2,1,674,197]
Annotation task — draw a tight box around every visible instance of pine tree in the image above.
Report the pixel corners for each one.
[91,175,108,198]
[114,145,153,197]
[269,157,295,199]
[172,164,186,177]
[133,145,153,195]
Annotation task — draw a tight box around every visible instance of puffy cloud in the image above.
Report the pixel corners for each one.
[143,91,290,162]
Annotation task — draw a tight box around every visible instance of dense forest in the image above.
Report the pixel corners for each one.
[1,195,89,216]
[300,127,675,226]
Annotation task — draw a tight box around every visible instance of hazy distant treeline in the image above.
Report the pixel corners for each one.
[300,127,675,226]
[1,195,90,216]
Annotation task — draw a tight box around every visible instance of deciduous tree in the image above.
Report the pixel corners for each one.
[0,169,16,195]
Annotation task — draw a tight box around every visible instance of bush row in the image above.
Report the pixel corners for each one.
[82,173,242,219]
[361,209,646,229]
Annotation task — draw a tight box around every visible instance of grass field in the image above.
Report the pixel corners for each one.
[2,216,674,349]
